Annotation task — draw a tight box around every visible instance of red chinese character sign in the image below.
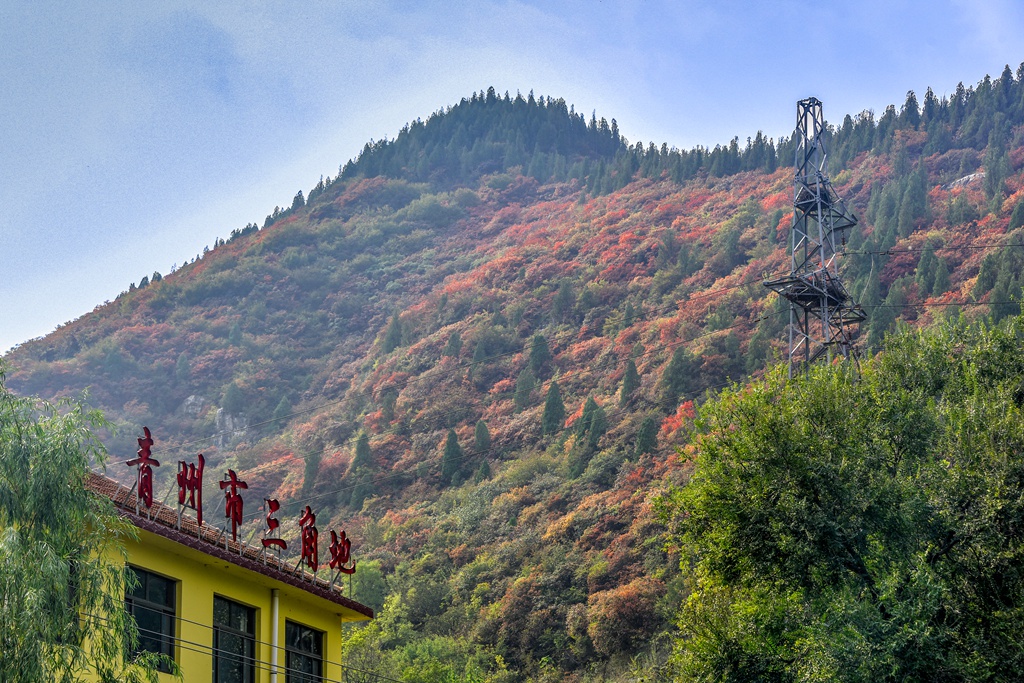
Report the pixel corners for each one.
[329,530,356,575]
[298,506,319,572]
[219,469,248,543]
[177,453,205,526]
[125,426,160,508]
[262,498,287,552]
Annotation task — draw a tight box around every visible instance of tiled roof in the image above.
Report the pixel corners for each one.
[85,471,372,619]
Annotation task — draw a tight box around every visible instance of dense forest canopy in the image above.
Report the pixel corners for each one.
[6,64,1024,681]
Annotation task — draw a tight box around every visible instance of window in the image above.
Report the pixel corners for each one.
[126,566,176,672]
[213,596,257,683]
[285,621,323,683]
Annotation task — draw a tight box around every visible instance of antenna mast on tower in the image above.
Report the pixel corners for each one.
[764,97,865,377]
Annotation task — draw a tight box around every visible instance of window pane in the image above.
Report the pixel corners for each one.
[214,596,231,626]
[214,597,255,683]
[126,568,176,674]
[285,621,323,683]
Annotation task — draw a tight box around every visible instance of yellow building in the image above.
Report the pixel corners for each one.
[86,472,373,683]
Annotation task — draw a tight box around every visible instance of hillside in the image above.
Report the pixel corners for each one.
[7,68,1024,681]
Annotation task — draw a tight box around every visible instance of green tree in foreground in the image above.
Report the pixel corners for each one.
[0,367,165,682]
[660,314,1024,682]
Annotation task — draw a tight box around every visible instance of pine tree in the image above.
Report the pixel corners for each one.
[658,347,696,412]
[441,429,463,484]
[271,396,292,425]
[474,420,491,452]
[552,280,574,322]
[382,313,402,353]
[542,381,565,435]
[175,352,191,383]
[1009,199,1024,230]
[473,460,491,483]
[442,331,462,357]
[634,415,658,457]
[620,359,640,407]
[222,382,244,415]
[514,367,537,412]
[932,258,951,296]
[529,334,553,378]
[576,396,607,449]
[228,321,243,346]
[352,432,372,470]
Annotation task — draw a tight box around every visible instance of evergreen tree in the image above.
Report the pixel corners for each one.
[528,334,553,378]
[932,258,951,296]
[382,313,402,353]
[552,280,574,322]
[175,352,191,383]
[634,415,658,457]
[576,396,607,449]
[380,387,399,423]
[620,358,640,407]
[542,381,565,435]
[473,460,491,483]
[916,247,938,293]
[474,419,491,453]
[221,382,244,415]
[352,432,373,470]
[1010,199,1024,230]
[513,367,537,412]
[271,396,292,425]
[228,321,243,347]
[442,332,462,357]
[441,429,463,484]
[657,347,696,412]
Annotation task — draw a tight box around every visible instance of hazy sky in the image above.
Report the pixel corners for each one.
[3,0,1022,353]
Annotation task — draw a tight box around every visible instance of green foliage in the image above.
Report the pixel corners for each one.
[174,352,190,383]
[620,358,640,407]
[513,367,536,412]
[221,381,244,415]
[575,396,607,449]
[660,315,1024,682]
[442,332,462,358]
[528,334,553,379]
[352,432,373,470]
[552,280,575,322]
[541,381,565,436]
[441,429,463,485]
[228,321,242,346]
[658,347,696,412]
[0,368,164,682]
[382,313,403,354]
[473,420,491,453]
[271,396,292,425]
[1010,197,1024,230]
[634,415,658,457]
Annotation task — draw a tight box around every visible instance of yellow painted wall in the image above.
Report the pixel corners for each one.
[108,527,369,683]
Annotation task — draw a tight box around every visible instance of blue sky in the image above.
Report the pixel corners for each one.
[2,0,1022,353]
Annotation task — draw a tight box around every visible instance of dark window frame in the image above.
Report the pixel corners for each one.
[213,595,257,683]
[125,565,176,673]
[285,620,324,683]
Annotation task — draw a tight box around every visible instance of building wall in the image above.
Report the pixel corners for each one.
[120,527,368,683]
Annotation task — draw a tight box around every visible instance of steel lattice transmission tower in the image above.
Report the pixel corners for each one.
[764,97,865,376]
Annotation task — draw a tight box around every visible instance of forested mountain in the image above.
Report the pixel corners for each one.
[7,66,1024,681]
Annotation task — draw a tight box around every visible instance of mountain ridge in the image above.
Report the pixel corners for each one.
[7,66,1024,681]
